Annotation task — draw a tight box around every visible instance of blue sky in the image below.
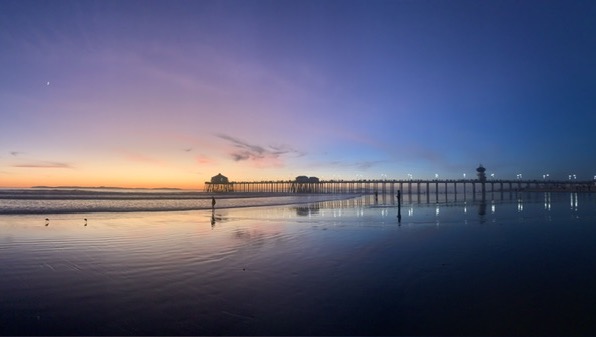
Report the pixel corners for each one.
[1,0,595,188]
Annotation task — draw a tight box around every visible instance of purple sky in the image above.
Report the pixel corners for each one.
[1,0,595,188]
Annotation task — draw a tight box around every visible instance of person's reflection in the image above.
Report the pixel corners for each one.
[210,209,225,228]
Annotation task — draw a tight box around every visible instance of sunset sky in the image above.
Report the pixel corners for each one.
[1,0,595,189]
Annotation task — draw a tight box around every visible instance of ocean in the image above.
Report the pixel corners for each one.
[0,188,355,214]
[1,189,596,335]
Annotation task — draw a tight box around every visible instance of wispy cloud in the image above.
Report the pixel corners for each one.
[195,155,215,165]
[12,161,73,169]
[355,160,384,170]
[10,151,23,157]
[217,134,304,167]
[319,160,385,171]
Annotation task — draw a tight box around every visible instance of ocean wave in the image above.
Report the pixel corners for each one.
[0,190,359,215]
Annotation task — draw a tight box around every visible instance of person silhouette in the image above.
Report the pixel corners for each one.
[396,190,402,221]
[211,197,216,210]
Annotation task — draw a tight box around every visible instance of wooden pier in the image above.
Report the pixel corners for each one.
[205,179,594,194]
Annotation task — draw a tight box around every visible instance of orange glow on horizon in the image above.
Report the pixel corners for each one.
[1,166,303,190]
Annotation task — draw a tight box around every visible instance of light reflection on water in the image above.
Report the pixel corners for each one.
[1,192,596,335]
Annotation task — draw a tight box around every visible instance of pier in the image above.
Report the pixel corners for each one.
[205,179,594,194]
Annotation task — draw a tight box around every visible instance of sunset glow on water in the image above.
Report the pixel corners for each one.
[2,192,596,335]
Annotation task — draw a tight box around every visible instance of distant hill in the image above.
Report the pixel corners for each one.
[31,186,182,190]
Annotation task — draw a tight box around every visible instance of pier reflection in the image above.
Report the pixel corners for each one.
[295,205,320,217]
[478,199,486,217]
[298,191,586,224]
[208,191,592,228]
[570,193,578,211]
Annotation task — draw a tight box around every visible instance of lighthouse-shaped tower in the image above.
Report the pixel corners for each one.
[476,164,487,182]
[476,164,487,196]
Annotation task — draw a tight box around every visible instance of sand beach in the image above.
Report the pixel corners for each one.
[1,192,596,335]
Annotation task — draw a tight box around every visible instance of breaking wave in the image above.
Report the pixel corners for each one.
[0,188,358,215]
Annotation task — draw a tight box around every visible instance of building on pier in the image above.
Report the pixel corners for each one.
[205,173,233,192]
[291,176,320,193]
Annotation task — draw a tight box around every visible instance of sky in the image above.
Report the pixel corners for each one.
[1,0,596,189]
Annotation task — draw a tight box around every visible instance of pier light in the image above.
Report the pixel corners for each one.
[490,173,495,179]
[517,174,522,180]
[463,173,466,179]
[434,173,439,179]
[543,174,549,180]
[407,173,413,180]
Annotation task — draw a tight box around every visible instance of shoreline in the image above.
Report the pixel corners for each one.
[0,193,362,216]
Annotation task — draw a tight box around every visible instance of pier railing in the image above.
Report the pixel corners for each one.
[204,179,595,194]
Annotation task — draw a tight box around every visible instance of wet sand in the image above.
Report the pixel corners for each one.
[2,195,596,335]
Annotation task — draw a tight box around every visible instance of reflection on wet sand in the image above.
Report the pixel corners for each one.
[210,210,227,228]
[478,198,486,223]
[3,192,596,336]
[294,205,320,216]
[239,191,581,228]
